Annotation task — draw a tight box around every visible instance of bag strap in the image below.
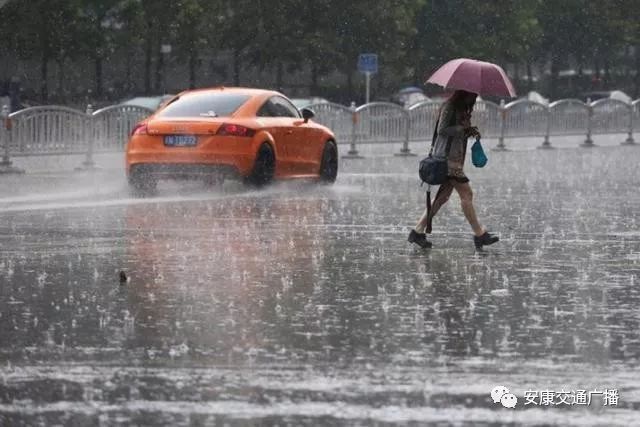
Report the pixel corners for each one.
[444,135,454,157]
[431,119,439,145]
[430,106,456,157]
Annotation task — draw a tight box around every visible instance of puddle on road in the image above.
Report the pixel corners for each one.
[1,148,639,425]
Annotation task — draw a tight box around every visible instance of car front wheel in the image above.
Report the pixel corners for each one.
[319,141,338,183]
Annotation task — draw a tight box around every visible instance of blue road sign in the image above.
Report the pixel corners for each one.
[358,53,378,74]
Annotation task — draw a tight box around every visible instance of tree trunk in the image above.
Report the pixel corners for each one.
[125,43,133,93]
[623,46,631,83]
[144,24,153,94]
[95,20,104,99]
[189,49,197,89]
[549,57,558,100]
[413,11,426,86]
[95,55,103,98]
[310,62,318,95]
[604,58,611,87]
[593,57,601,90]
[233,49,240,86]
[347,69,353,103]
[635,45,640,98]
[155,42,164,93]
[40,50,49,102]
[57,57,65,103]
[39,17,50,102]
[276,61,283,92]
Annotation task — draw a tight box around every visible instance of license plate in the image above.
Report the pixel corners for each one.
[164,135,197,147]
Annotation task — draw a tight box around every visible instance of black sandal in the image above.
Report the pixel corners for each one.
[408,229,432,249]
[474,231,499,249]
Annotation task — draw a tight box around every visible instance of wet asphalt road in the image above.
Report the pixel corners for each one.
[1,143,640,426]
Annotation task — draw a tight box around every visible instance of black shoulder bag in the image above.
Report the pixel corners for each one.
[418,118,454,186]
[418,110,455,216]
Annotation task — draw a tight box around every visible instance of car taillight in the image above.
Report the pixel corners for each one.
[216,123,255,137]
[131,123,148,136]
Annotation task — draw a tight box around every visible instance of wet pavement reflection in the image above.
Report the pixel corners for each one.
[1,146,639,425]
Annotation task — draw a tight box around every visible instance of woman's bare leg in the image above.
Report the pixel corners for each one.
[415,181,454,233]
[426,182,455,233]
[452,181,485,236]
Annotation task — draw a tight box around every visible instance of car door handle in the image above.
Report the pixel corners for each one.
[286,130,293,135]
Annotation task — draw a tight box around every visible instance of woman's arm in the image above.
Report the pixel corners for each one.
[437,103,464,137]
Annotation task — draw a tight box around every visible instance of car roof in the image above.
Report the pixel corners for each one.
[156,87,296,118]
[175,87,282,99]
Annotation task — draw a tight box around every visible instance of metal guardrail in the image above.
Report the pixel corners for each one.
[92,105,155,152]
[311,97,639,156]
[0,103,154,171]
[308,102,354,145]
[8,106,89,155]
[0,97,638,171]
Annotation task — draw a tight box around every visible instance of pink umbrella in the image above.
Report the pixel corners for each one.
[426,58,516,98]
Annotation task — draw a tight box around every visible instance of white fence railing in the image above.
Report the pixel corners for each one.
[7,106,89,155]
[92,105,154,152]
[0,103,154,169]
[310,97,638,155]
[1,97,638,170]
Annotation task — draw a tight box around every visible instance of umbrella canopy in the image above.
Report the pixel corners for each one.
[426,58,516,98]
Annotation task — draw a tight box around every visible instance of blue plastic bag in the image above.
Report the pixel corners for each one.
[471,137,488,168]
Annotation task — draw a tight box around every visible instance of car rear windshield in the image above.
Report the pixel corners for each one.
[156,93,250,118]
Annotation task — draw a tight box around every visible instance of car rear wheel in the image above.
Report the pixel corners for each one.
[245,143,275,187]
[319,141,338,184]
[128,165,157,196]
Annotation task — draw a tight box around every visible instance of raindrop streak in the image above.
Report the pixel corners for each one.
[0,143,638,425]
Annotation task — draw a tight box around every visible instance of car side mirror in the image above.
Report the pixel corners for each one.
[301,108,315,123]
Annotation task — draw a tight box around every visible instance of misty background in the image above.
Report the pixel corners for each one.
[0,0,639,109]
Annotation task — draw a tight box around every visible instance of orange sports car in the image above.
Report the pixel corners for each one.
[125,87,338,192]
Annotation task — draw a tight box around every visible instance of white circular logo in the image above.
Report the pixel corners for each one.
[501,393,518,408]
[491,385,518,408]
[491,385,510,403]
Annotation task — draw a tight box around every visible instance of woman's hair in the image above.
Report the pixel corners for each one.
[448,90,476,113]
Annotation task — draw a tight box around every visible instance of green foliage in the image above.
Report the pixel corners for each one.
[1,0,638,101]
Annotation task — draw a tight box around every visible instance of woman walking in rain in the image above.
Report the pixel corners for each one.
[408,89,499,249]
